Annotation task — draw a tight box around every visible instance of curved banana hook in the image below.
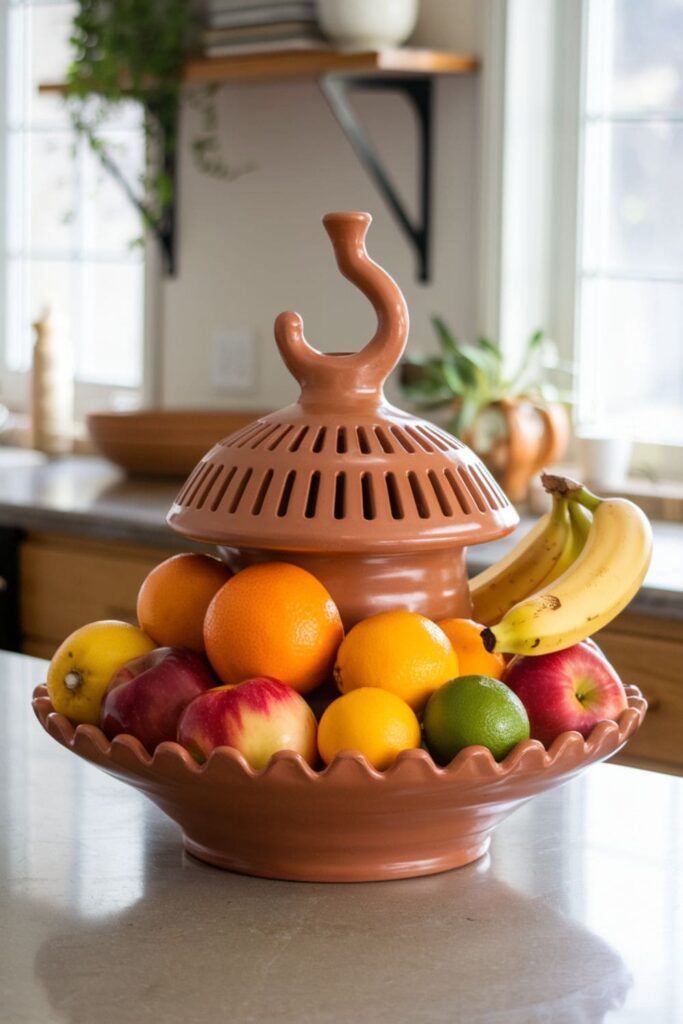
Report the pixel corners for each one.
[274,212,409,405]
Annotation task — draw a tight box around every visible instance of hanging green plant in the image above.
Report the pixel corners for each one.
[66,0,253,271]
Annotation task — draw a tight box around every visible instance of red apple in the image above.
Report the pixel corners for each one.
[100,647,216,752]
[177,677,318,769]
[502,641,628,747]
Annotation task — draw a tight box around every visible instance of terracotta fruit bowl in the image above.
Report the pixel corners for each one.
[32,684,646,883]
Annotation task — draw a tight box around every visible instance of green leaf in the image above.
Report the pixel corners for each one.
[430,315,459,358]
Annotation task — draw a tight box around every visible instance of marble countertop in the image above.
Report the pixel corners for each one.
[0,448,681,617]
[3,649,682,1024]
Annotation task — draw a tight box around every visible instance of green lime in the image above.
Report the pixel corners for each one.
[423,675,530,764]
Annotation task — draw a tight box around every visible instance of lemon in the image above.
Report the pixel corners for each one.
[333,610,459,713]
[423,675,530,764]
[318,688,421,770]
[47,620,156,725]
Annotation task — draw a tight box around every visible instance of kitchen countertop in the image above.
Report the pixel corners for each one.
[3,649,682,1024]
[0,448,681,617]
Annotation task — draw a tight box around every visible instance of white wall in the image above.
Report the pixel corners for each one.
[160,0,482,411]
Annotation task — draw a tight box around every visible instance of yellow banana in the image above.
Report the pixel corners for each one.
[537,500,592,587]
[469,495,571,627]
[481,490,652,656]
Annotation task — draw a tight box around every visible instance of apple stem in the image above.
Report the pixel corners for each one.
[64,671,82,692]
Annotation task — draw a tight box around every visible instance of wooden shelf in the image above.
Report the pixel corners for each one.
[38,48,478,279]
[39,49,478,94]
[183,48,478,84]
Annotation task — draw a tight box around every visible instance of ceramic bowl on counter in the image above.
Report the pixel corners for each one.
[87,409,268,478]
[32,683,646,882]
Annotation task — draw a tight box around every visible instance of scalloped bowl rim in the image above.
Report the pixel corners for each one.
[32,683,646,785]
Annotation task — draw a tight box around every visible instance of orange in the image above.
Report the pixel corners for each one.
[203,562,344,693]
[436,618,506,680]
[137,553,232,652]
[333,610,459,713]
[318,688,421,770]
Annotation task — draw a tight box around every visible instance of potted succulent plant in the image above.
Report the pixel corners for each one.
[399,318,571,501]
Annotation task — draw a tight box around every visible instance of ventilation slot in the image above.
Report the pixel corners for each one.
[422,424,460,450]
[404,425,434,452]
[221,422,263,448]
[356,426,371,454]
[176,462,205,505]
[374,426,395,453]
[211,466,238,511]
[196,464,224,511]
[250,423,282,449]
[361,473,376,519]
[228,468,253,513]
[444,468,471,513]
[427,470,453,516]
[312,427,327,453]
[459,467,487,512]
[235,422,272,448]
[277,471,297,517]
[289,426,309,452]
[417,425,449,451]
[389,426,415,452]
[305,471,321,518]
[336,427,347,453]
[484,471,509,508]
[334,474,346,519]
[471,465,500,510]
[186,462,214,507]
[385,472,404,519]
[268,424,294,451]
[407,471,430,518]
[251,469,274,515]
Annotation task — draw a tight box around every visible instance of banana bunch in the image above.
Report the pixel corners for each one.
[470,476,652,657]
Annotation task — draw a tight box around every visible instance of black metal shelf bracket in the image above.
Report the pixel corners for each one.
[320,74,434,283]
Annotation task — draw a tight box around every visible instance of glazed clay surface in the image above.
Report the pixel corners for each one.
[167,213,517,627]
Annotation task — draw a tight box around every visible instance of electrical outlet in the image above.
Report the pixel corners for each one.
[211,329,257,392]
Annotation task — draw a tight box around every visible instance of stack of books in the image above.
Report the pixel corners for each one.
[203,1,328,57]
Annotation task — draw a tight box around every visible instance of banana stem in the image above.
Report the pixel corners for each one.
[541,472,602,512]
[481,627,496,653]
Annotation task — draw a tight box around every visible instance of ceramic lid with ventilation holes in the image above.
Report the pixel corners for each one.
[167,212,518,554]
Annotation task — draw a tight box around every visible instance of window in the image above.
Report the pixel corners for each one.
[0,0,146,412]
[575,0,683,445]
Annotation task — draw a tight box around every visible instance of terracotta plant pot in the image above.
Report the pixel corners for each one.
[463,398,570,503]
[32,684,646,882]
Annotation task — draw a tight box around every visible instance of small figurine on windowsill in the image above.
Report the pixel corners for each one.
[30,308,74,456]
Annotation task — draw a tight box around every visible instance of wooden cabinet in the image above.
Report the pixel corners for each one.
[19,532,179,659]
[595,613,683,776]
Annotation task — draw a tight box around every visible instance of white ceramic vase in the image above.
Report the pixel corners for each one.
[316,0,419,50]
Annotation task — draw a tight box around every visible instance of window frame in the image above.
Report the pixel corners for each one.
[478,0,683,480]
[0,0,159,420]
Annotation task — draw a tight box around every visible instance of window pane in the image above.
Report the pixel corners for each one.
[587,0,683,115]
[82,132,145,255]
[28,131,78,253]
[79,262,143,386]
[27,1,76,128]
[5,258,76,374]
[582,122,683,272]
[578,278,683,444]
